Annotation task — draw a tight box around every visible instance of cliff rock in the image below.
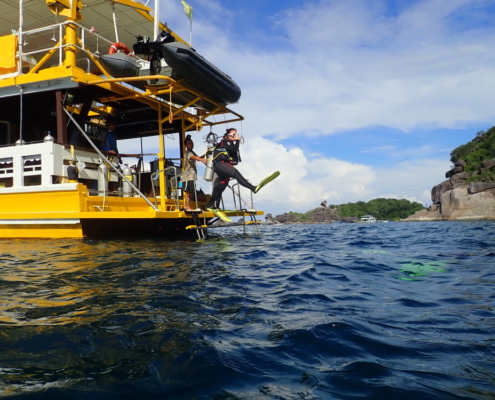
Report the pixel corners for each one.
[431,180,453,204]
[440,187,495,220]
[406,158,495,221]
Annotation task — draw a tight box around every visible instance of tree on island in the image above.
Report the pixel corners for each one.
[450,126,495,182]
[331,198,424,220]
[271,198,424,223]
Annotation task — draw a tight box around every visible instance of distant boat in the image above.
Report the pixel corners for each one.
[360,215,377,223]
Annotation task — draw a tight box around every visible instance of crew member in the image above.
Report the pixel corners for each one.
[183,135,206,211]
[100,117,122,164]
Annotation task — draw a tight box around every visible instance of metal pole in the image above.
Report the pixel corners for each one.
[18,0,24,143]
[158,102,166,209]
[154,0,160,40]
[112,3,119,43]
[19,0,23,69]
[19,86,23,143]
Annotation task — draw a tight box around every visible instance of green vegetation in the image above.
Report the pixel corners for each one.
[330,198,424,220]
[450,126,495,181]
[275,198,425,222]
[284,211,314,223]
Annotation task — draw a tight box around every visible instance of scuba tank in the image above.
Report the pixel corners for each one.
[131,165,138,196]
[204,150,214,181]
[98,162,108,195]
[123,165,133,197]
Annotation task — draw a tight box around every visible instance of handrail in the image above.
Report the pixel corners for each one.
[230,182,255,211]
[170,173,184,210]
[63,108,159,211]
[230,182,260,234]
[151,165,180,209]
[150,166,202,211]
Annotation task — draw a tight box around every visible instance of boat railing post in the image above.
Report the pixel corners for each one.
[158,109,168,211]
[18,0,23,75]
[151,166,181,210]
[59,24,63,66]
[169,168,182,210]
[193,180,198,209]
[229,182,254,211]
[235,184,246,234]
[231,182,239,209]
[13,153,23,187]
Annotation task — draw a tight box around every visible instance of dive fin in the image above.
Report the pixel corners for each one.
[254,171,280,193]
[207,208,232,223]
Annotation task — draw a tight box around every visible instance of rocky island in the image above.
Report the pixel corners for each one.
[406,127,495,221]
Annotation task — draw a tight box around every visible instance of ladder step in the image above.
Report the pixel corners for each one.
[185,225,208,230]
[245,221,261,225]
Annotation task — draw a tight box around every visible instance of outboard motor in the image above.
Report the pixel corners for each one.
[98,162,108,195]
[123,165,133,197]
[133,30,176,76]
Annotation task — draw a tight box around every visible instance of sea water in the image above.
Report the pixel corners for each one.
[0,221,494,399]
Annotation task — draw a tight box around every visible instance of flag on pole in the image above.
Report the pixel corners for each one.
[181,1,193,21]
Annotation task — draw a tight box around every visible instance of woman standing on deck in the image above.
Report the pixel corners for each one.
[183,135,206,211]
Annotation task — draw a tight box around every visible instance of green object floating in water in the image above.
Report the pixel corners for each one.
[362,250,393,255]
[398,260,447,279]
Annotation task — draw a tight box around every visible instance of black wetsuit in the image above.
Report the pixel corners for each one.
[205,138,255,209]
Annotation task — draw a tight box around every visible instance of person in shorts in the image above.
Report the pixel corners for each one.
[183,135,206,211]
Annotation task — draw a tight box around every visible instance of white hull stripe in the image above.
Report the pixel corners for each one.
[0,219,81,225]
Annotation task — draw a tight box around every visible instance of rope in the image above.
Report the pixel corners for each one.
[168,89,173,124]
[240,120,244,144]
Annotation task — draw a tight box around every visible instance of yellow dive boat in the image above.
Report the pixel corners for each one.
[0,0,263,239]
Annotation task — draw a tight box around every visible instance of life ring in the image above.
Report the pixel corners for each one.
[109,42,131,55]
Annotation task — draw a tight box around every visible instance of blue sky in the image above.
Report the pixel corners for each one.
[121,0,495,216]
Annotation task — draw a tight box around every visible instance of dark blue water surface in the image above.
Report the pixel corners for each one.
[0,221,494,399]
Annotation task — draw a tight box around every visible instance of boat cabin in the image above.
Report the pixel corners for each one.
[360,215,377,223]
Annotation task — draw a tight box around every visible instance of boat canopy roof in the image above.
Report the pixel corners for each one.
[0,0,186,50]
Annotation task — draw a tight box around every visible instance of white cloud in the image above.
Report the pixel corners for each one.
[183,0,495,139]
